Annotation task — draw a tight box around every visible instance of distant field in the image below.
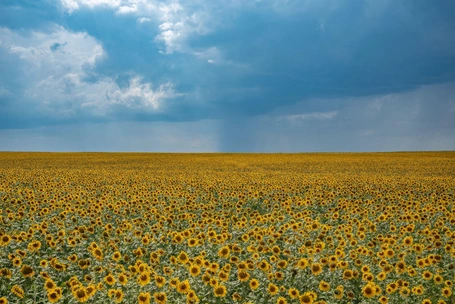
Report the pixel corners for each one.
[1,152,455,303]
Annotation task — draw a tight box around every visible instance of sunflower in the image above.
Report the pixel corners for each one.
[332,287,343,300]
[139,263,150,274]
[238,262,247,270]
[48,289,62,303]
[219,270,229,282]
[104,274,116,286]
[188,238,198,247]
[68,254,78,263]
[403,236,413,246]
[213,284,227,298]
[377,271,387,281]
[250,279,259,290]
[442,287,452,298]
[44,279,57,291]
[112,251,122,261]
[92,248,103,260]
[319,280,330,292]
[169,278,179,288]
[412,285,424,295]
[210,262,220,272]
[231,292,241,302]
[311,263,323,275]
[78,259,90,270]
[434,274,444,284]
[39,259,48,267]
[277,297,287,304]
[201,273,211,286]
[187,290,199,302]
[288,288,300,299]
[361,265,370,273]
[11,285,24,299]
[399,287,410,297]
[27,240,41,252]
[177,280,190,294]
[53,262,67,272]
[138,292,151,304]
[267,283,279,296]
[111,289,124,303]
[407,267,417,277]
[237,270,250,282]
[0,262,12,273]
[178,251,189,264]
[0,297,7,304]
[12,257,22,267]
[362,284,376,298]
[272,246,281,254]
[230,256,239,263]
[275,271,284,281]
[300,292,314,304]
[20,265,34,278]
[16,249,26,258]
[141,235,150,245]
[297,258,309,269]
[137,272,151,287]
[1,235,11,246]
[258,260,270,272]
[73,287,90,302]
[172,234,183,244]
[155,275,166,287]
[189,265,201,277]
[422,271,433,280]
[154,292,167,304]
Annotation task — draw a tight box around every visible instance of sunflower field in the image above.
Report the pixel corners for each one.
[0,152,455,304]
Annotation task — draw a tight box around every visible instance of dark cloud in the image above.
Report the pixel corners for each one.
[186,0,455,117]
[217,81,455,152]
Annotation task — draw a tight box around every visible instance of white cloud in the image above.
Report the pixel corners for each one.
[276,111,338,124]
[193,46,221,63]
[61,0,121,13]
[117,4,138,14]
[59,0,216,55]
[60,0,80,12]
[153,5,212,54]
[58,0,250,70]
[105,76,176,111]
[193,46,250,68]
[31,73,177,116]
[2,26,104,78]
[0,26,177,116]
[137,17,152,23]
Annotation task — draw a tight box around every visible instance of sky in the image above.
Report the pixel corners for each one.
[0,0,454,152]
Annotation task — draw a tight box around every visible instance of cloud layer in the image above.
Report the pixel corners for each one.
[0,0,454,151]
[0,25,177,126]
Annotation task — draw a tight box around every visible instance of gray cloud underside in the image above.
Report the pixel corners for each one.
[1,81,454,152]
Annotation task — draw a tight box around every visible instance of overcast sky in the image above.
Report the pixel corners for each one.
[1,0,454,152]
